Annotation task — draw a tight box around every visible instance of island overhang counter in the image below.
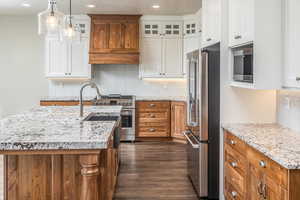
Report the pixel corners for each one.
[0,106,122,200]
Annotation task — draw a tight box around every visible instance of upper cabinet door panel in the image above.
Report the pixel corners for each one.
[109,23,123,49]
[162,22,183,38]
[284,0,300,88]
[91,22,109,51]
[124,22,139,50]
[163,38,183,77]
[46,38,68,77]
[142,22,161,38]
[202,0,221,47]
[70,38,90,78]
[229,0,254,47]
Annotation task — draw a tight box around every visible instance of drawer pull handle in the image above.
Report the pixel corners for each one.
[296,77,300,81]
[259,161,266,168]
[230,140,236,145]
[149,128,156,132]
[231,162,238,168]
[257,182,263,195]
[231,191,237,198]
[262,184,267,199]
[234,35,242,40]
[150,114,155,118]
[206,38,212,41]
[149,104,155,107]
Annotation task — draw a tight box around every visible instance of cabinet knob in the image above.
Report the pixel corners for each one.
[231,191,237,198]
[259,160,266,168]
[296,77,300,81]
[206,38,212,42]
[149,128,156,132]
[231,162,238,168]
[234,35,242,40]
[230,140,236,145]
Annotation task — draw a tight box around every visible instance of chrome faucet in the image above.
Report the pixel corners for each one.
[80,81,101,117]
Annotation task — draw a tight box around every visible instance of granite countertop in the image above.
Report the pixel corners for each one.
[0,106,122,151]
[222,123,300,169]
[40,96,96,102]
[135,96,187,101]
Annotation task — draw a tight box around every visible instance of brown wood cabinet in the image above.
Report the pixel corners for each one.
[136,101,171,138]
[171,101,187,141]
[89,15,141,64]
[224,130,299,200]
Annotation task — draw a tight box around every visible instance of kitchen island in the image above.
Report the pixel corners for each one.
[0,106,122,200]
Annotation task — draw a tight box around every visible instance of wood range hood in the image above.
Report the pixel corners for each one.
[89,14,142,65]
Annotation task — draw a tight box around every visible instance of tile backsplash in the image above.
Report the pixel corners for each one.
[49,64,187,98]
[277,90,300,132]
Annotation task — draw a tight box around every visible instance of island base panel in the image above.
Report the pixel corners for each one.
[4,149,118,200]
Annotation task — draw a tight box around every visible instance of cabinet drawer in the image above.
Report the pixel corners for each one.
[139,122,169,128]
[137,101,170,109]
[224,131,247,157]
[225,163,246,194]
[138,126,169,137]
[224,144,247,175]
[224,178,244,200]
[139,112,168,119]
[247,147,288,189]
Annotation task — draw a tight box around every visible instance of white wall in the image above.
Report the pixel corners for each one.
[219,0,277,198]
[0,15,48,118]
[49,64,187,97]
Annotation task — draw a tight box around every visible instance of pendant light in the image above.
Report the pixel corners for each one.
[38,0,64,38]
[63,0,81,42]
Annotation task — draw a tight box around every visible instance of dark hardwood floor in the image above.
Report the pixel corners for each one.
[113,142,199,200]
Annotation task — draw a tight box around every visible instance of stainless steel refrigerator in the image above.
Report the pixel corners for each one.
[184,43,220,199]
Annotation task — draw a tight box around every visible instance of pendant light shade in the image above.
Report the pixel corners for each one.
[38,0,64,37]
[63,0,81,42]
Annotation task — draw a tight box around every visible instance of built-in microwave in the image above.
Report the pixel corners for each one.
[232,44,253,83]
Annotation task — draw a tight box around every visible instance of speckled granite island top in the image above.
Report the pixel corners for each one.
[0,106,122,151]
[223,123,300,169]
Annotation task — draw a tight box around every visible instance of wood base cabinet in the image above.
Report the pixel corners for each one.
[224,131,299,200]
[171,101,187,141]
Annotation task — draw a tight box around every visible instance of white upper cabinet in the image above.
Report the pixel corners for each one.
[45,15,91,80]
[202,0,221,48]
[229,0,254,47]
[283,0,300,88]
[140,18,184,79]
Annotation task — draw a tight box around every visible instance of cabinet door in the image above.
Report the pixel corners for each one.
[162,22,183,38]
[248,163,264,200]
[202,0,221,47]
[142,22,161,38]
[184,21,198,37]
[229,0,254,47]
[263,175,288,200]
[90,22,110,52]
[45,38,68,77]
[140,38,162,78]
[109,22,123,49]
[162,37,184,77]
[70,38,90,78]
[284,0,300,88]
[171,102,186,139]
[124,22,139,51]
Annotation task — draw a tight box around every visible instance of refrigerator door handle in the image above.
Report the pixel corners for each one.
[183,131,200,149]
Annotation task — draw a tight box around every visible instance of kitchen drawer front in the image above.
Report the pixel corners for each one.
[138,122,169,128]
[225,162,246,194]
[138,114,169,123]
[139,112,168,120]
[224,144,247,176]
[137,101,170,110]
[224,178,244,200]
[247,146,288,189]
[224,131,247,157]
[138,126,169,137]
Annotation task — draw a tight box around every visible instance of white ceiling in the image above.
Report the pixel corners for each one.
[0,0,202,16]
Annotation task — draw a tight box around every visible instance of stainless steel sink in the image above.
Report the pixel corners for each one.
[83,113,120,122]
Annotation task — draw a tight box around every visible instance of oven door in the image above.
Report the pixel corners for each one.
[120,109,135,141]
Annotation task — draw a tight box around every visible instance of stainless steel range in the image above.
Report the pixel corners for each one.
[93,94,136,142]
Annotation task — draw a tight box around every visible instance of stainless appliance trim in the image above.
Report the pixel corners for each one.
[184,131,200,149]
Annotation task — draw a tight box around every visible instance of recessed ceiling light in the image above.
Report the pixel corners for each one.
[152,4,160,9]
[86,4,96,8]
[21,2,31,7]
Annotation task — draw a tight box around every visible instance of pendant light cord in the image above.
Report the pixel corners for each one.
[69,0,72,26]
